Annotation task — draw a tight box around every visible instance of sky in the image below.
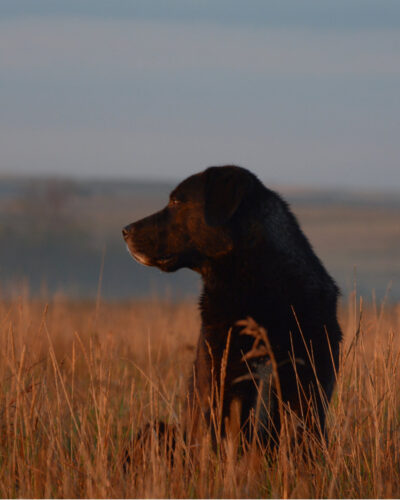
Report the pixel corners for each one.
[1,1,400,189]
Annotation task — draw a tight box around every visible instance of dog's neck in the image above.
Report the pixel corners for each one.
[198,236,337,332]
[199,247,280,328]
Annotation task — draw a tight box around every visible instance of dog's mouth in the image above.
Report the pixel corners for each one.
[123,231,151,267]
[154,254,178,271]
[125,244,153,267]
[126,244,175,269]
[157,255,175,265]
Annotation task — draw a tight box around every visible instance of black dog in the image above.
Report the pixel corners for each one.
[123,165,342,448]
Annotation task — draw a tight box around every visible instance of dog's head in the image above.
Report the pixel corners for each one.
[122,165,259,272]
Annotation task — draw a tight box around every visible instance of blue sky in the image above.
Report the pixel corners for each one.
[1,1,399,188]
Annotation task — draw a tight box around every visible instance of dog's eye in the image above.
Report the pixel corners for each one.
[169,198,181,206]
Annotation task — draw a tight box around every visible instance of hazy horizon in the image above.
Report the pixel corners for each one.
[1,174,399,302]
[2,170,400,197]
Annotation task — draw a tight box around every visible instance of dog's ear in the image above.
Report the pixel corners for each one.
[204,166,253,226]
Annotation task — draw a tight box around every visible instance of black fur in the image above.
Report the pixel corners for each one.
[123,165,342,447]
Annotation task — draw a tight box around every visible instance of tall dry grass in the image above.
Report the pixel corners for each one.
[0,291,399,498]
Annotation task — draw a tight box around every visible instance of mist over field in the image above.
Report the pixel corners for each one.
[1,175,399,302]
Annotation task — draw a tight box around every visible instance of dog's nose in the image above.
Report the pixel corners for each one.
[122,226,130,239]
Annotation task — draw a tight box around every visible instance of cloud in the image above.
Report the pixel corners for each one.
[1,18,400,78]
[1,0,400,32]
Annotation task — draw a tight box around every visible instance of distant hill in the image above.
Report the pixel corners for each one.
[0,175,399,302]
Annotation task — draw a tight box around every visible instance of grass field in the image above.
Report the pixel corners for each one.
[0,292,399,498]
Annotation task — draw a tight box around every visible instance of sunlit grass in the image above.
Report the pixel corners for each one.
[0,292,399,498]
